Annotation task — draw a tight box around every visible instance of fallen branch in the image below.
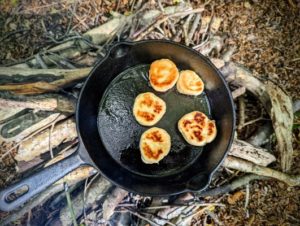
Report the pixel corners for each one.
[221,62,271,114]
[223,156,300,186]
[0,67,91,95]
[221,63,294,171]
[199,174,267,197]
[266,81,294,172]
[0,92,75,113]
[229,139,276,166]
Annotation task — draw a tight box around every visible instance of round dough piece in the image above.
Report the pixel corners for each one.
[178,111,217,146]
[176,70,204,96]
[133,92,166,126]
[139,127,171,164]
[149,59,179,92]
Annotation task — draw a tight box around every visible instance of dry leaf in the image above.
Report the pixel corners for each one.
[227,190,244,204]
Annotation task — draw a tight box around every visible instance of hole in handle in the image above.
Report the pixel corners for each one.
[5,185,29,203]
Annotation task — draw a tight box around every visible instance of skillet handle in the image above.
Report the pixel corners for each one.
[0,152,84,212]
[186,174,211,192]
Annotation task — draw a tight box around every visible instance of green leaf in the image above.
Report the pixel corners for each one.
[293,123,300,130]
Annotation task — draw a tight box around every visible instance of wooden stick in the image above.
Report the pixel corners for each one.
[265,81,294,172]
[229,139,276,166]
[223,156,300,186]
[0,92,75,113]
[0,67,91,94]
[199,174,267,196]
[221,62,294,171]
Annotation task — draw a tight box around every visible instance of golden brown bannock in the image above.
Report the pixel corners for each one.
[178,111,217,146]
[176,70,204,96]
[133,92,166,126]
[139,127,171,164]
[149,59,179,92]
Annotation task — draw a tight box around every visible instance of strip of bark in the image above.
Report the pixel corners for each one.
[265,81,294,172]
[229,139,276,166]
[0,92,75,113]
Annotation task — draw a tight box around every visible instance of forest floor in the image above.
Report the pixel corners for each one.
[0,0,300,225]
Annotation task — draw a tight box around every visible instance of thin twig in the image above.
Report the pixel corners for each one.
[157,0,164,12]
[35,54,48,69]
[64,182,78,226]
[26,210,31,226]
[143,203,226,210]
[199,174,267,197]
[48,114,63,159]
[188,13,201,45]
[243,117,269,127]
[133,8,204,41]
[205,209,223,225]
[244,184,250,209]
[83,173,100,222]
[183,14,193,46]
[238,96,246,131]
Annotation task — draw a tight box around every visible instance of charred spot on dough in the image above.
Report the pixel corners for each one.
[191,125,201,130]
[153,102,163,113]
[140,94,153,107]
[137,111,155,121]
[183,120,192,128]
[193,131,204,142]
[145,130,163,142]
[194,113,206,124]
[142,143,163,160]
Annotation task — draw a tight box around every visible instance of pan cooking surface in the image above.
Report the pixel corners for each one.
[97,64,211,177]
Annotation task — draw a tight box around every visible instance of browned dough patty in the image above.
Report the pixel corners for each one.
[149,59,179,92]
[139,127,171,164]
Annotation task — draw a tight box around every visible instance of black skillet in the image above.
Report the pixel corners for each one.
[0,40,235,211]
